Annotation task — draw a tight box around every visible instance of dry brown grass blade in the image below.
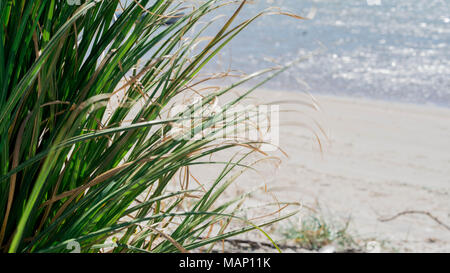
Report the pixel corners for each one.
[0,114,32,246]
[273,11,307,20]
[189,172,207,192]
[40,156,162,208]
[40,162,132,208]
[113,57,162,96]
[147,226,189,253]
[249,204,289,222]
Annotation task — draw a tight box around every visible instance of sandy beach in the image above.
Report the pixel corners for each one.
[199,88,450,253]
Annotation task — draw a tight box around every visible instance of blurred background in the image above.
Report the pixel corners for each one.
[205,0,450,106]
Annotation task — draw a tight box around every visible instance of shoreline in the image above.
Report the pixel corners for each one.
[256,87,450,111]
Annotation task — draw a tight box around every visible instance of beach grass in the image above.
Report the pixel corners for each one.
[0,0,301,253]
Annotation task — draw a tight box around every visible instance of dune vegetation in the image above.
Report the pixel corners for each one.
[0,0,301,253]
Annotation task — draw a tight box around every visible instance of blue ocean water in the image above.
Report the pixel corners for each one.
[203,0,450,107]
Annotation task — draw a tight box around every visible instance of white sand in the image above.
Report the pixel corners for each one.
[189,88,449,252]
[230,89,450,252]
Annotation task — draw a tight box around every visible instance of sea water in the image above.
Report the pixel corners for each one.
[202,0,450,107]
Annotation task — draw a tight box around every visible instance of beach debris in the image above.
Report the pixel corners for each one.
[378,210,450,232]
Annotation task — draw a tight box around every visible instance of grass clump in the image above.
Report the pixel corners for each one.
[0,0,301,253]
[281,215,359,252]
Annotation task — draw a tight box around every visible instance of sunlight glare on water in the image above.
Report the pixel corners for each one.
[202,0,450,107]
